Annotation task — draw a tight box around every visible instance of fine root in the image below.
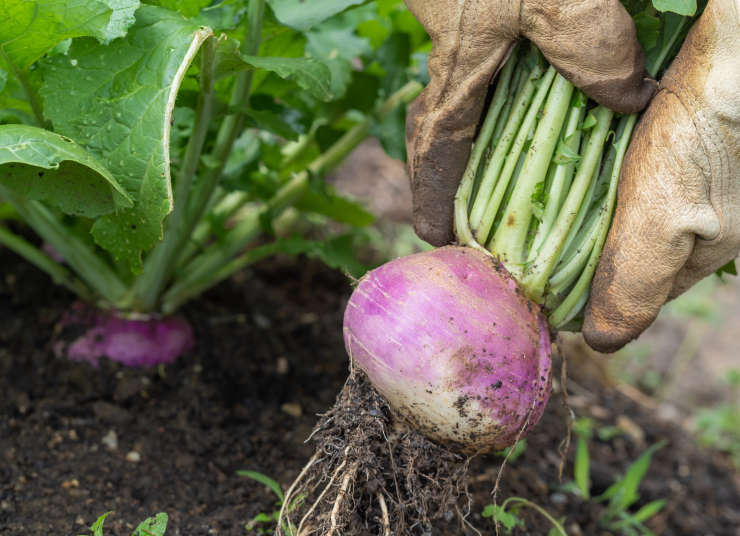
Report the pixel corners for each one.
[278,372,475,535]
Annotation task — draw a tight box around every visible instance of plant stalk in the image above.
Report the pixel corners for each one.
[0,224,94,300]
[491,73,574,275]
[131,36,218,311]
[179,0,266,259]
[0,185,128,306]
[161,81,422,313]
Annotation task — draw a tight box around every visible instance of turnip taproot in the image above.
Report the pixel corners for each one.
[344,246,551,454]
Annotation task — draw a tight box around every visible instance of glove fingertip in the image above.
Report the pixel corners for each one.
[582,306,638,353]
[583,74,658,115]
[413,212,455,247]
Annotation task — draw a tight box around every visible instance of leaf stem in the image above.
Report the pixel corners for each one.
[521,105,613,302]
[469,60,546,239]
[548,114,636,328]
[491,72,574,276]
[0,224,94,300]
[161,81,422,313]
[180,0,266,254]
[454,47,517,253]
[497,497,567,536]
[529,102,585,255]
[0,185,128,306]
[131,36,218,311]
[474,65,554,247]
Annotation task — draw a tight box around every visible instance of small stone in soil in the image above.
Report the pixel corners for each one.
[101,430,118,451]
[281,402,302,417]
[126,451,141,463]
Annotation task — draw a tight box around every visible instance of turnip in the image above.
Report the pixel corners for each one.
[344,246,552,454]
[279,4,698,534]
[53,302,194,368]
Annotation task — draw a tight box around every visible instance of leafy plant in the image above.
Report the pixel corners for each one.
[565,424,667,536]
[693,369,740,468]
[239,469,303,535]
[79,512,168,536]
[483,498,566,536]
[0,0,428,364]
[0,1,425,309]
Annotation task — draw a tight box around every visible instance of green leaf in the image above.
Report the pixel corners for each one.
[311,233,372,277]
[132,513,168,536]
[306,25,371,99]
[295,186,374,227]
[0,71,34,125]
[631,499,667,523]
[89,511,113,536]
[482,504,525,532]
[582,113,598,130]
[238,470,285,502]
[145,0,211,18]
[371,104,406,161]
[0,0,140,71]
[597,441,666,513]
[40,6,212,273]
[374,32,411,94]
[615,441,665,511]
[244,105,303,141]
[574,436,591,499]
[715,259,737,278]
[240,55,334,101]
[0,125,131,217]
[652,0,697,16]
[495,438,528,461]
[634,12,662,51]
[266,0,366,32]
[553,137,582,165]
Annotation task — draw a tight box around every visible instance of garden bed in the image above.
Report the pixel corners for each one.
[1,249,738,535]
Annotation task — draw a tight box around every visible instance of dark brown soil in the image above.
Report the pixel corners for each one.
[1,248,739,535]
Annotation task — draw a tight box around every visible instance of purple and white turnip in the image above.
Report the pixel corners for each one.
[344,246,552,454]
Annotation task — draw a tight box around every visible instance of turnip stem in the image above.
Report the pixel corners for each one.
[161,81,422,313]
[454,47,518,253]
[161,170,308,312]
[179,0,265,257]
[456,8,697,326]
[0,224,94,300]
[529,102,585,255]
[548,114,636,327]
[0,186,128,306]
[131,36,218,311]
[521,105,612,301]
[473,66,554,245]
[469,58,545,234]
[491,73,574,275]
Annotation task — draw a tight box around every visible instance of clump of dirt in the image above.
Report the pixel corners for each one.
[280,372,474,536]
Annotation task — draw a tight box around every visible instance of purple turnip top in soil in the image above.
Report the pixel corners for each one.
[344,246,552,454]
[54,302,194,368]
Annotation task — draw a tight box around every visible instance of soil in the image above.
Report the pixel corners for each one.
[1,246,739,535]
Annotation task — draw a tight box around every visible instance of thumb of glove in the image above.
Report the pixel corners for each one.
[584,0,740,352]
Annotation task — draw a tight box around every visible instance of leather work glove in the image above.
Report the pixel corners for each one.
[404,0,656,247]
[584,0,740,353]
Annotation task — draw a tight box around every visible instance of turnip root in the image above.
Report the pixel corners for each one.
[53,302,194,367]
[278,248,551,535]
[344,246,552,454]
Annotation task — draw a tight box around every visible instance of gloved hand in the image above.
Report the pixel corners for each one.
[584,0,740,353]
[404,0,656,247]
